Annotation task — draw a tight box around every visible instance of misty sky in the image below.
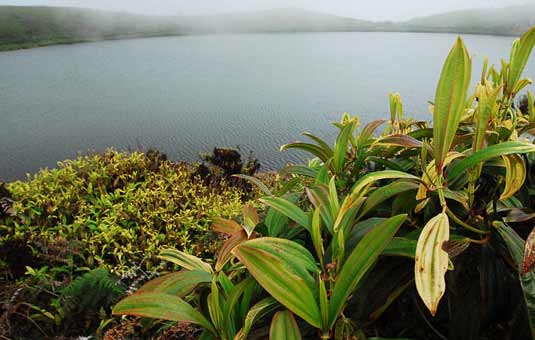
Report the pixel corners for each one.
[0,0,529,21]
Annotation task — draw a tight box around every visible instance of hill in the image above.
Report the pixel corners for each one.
[1,4,535,51]
[0,6,184,50]
[399,3,535,36]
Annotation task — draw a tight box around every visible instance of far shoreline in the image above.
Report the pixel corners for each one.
[0,28,522,53]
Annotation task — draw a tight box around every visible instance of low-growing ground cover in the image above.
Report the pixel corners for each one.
[0,148,266,338]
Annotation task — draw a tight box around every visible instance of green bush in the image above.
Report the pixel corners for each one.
[113,26,535,340]
[0,149,247,277]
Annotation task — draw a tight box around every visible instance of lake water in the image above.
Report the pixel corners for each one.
[1,32,534,181]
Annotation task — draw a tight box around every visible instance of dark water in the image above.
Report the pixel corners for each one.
[1,32,534,180]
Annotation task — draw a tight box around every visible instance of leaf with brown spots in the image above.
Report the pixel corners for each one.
[415,212,450,316]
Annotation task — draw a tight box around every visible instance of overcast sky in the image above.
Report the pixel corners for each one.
[0,0,529,21]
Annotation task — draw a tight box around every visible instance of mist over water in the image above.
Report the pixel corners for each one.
[1,32,534,180]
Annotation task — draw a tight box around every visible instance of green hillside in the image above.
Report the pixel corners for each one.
[1,4,535,51]
[0,6,182,50]
[400,3,535,35]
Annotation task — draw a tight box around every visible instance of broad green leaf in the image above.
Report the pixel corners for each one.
[159,248,213,274]
[328,177,341,217]
[474,83,501,152]
[358,181,419,220]
[265,207,289,237]
[415,213,450,316]
[383,237,417,258]
[233,174,272,196]
[279,165,318,178]
[311,208,325,267]
[233,238,322,328]
[113,292,216,334]
[208,278,223,333]
[306,185,335,233]
[506,26,535,97]
[350,170,420,199]
[329,214,406,327]
[501,154,527,200]
[136,270,212,296]
[234,297,278,340]
[223,278,255,338]
[333,121,356,174]
[447,141,535,181]
[389,92,403,124]
[269,310,302,340]
[302,132,334,158]
[280,142,331,162]
[315,163,331,185]
[260,196,311,231]
[494,221,535,338]
[332,195,365,233]
[433,37,472,175]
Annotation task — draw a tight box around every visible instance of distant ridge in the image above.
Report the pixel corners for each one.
[1,4,534,51]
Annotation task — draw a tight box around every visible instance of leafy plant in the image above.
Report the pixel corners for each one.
[112,26,535,339]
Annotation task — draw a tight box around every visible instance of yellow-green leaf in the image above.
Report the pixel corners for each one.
[260,197,311,231]
[233,238,321,328]
[333,121,356,174]
[433,37,472,174]
[113,292,216,334]
[159,248,213,274]
[234,297,278,340]
[506,26,535,97]
[415,213,450,316]
[501,154,526,200]
[447,141,535,181]
[269,310,302,340]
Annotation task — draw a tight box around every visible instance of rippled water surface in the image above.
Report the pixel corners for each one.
[1,32,534,180]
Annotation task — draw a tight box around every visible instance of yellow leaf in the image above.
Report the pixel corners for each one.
[415,212,450,316]
[500,154,526,200]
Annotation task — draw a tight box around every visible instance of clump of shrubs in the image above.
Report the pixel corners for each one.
[0,149,251,278]
[0,149,260,338]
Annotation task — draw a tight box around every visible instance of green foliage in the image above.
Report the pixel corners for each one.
[59,268,124,318]
[1,149,246,276]
[113,25,535,340]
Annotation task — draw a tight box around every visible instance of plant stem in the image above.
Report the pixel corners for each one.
[446,207,490,235]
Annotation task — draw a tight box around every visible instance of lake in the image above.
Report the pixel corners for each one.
[1,32,534,181]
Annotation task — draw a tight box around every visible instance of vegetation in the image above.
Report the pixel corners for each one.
[2,4,535,51]
[113,25,535,340]
[2,17,535,340]
[0,148,263,338]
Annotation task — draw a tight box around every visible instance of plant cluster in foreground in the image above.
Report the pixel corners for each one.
[114,26,535,340]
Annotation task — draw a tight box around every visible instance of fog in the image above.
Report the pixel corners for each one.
[0,0,530,21]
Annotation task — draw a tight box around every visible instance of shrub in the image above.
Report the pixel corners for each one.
[0,149,248,277]
[113,26,535,340]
